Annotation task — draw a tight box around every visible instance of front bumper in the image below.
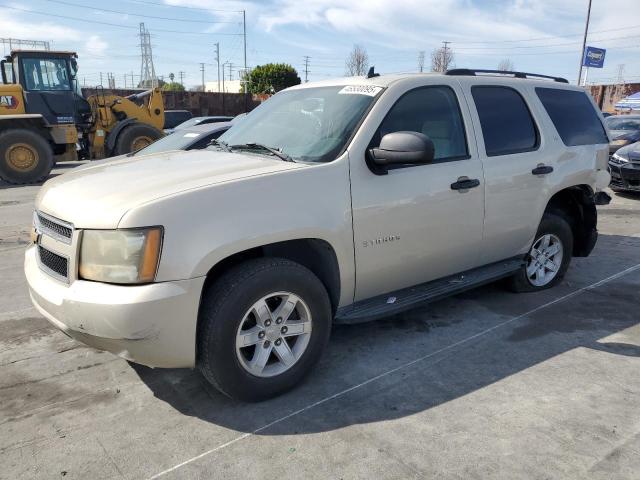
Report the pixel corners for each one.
[25,246,205,368]
[609,161,640,191]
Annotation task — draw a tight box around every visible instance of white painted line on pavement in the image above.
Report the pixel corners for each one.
[149,262,640,479]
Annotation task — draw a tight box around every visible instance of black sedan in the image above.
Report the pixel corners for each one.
[609,141,640,193]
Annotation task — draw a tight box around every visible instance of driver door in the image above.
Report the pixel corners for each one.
[349,83,486,301]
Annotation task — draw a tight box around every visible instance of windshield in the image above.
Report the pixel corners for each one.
[218,85,381,162]
[21,58,71,91]
[134,131,202,156]
[606,116,640,131]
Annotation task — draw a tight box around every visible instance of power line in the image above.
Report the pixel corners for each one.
[124,0,243,13]
[0,4,244,35]
[452,23,640,45]
[40,0,239,24]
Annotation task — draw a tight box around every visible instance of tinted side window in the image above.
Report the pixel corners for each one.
[472,86,538,156]
[536,88,608,146]
[375,86,468,161]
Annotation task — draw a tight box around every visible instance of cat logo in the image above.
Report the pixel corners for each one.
[0,95,19,110]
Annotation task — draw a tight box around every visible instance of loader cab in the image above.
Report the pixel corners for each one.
[7,50,91,126]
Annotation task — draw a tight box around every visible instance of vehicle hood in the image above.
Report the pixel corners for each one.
[36,150,305,228]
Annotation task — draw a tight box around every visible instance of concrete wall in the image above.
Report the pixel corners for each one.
[81,88,262,116]
[588,83,640,113]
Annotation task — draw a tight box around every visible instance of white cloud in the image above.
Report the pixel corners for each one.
[84,35,109,58]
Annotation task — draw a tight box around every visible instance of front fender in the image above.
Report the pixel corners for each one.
[118,158,356,306]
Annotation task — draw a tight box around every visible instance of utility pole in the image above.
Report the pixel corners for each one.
[214,43,220,93]
[99,72,103,86]
[222,61,228,93]
[228,62,234,82]
[303,56,311,82]
[124,74,127,89]
[442,41,451,72]
[130,71,135,89]
[578,0,592,85]
[178,71,185,86]
[242,10,247,111]
[200,62,205,92]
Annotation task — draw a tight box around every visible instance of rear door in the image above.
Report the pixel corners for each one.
[348,81,486,301]
[461,81,553,264]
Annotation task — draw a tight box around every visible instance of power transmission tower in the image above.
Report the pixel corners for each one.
[418,50,425,73]
[214,43,220,93]
[617,64,625,84]
[179,71,185,86]
[139,22,157,88]
[200,63,205,91]
[303,56,311,82]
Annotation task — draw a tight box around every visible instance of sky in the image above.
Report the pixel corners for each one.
[1,0,638,89]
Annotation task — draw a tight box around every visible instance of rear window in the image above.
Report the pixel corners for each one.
[471,86,538,157]
[536,88,608,146]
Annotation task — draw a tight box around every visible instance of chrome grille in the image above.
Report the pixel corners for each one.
[37,245,69,281]
[36,211,73,244]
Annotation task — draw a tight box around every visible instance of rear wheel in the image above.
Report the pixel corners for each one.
[0,129,53,184]
[508,212,573,292]
[113,123,162,156]
[197,258,332,401]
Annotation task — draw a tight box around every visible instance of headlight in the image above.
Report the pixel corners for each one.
[612,152,629,164]
[611,139,631,147]
[79,227,163,284]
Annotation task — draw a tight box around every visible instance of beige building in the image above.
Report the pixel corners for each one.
[205,80,243,94]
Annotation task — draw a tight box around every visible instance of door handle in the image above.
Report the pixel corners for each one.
[532,164,553,175]
[450,177,480,191]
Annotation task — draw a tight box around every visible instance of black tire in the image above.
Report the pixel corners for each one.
[113,123,162,156]
[197,258,332,402]
[0,129,53,185]
[508,212,573,292]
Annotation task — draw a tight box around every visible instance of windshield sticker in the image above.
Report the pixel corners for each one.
[338,85,382,96]
[183,133,200,137]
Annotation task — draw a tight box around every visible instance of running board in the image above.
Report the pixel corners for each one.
[335,257,524,324]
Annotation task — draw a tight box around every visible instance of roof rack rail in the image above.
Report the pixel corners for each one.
[445,68,569,84]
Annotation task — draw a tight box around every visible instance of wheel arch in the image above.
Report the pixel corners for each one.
[0,116,53,143]
[105,118,136,154]
[200,238,342,316]
[544,184,597,257]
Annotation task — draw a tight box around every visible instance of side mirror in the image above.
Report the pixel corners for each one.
[369,131,435,167]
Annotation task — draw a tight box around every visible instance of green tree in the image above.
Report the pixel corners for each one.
[162,82,186,92]
[243,63,301,94]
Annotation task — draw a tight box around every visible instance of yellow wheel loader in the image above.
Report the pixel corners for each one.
[0,50,164,184]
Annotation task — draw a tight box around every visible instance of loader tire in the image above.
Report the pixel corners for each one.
[0,129,54,185]
[113,123,162,156]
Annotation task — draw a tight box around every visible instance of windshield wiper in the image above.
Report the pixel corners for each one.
[228,143,295,162]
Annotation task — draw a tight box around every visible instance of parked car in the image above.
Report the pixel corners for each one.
[609,140,640,193]
[167,116,235,134]
[605,115,640,155]
[126,122,231,157]
[26,70,611,401]
[163,110,193,132]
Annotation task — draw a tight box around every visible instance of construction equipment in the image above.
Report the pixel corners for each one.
[0,50,164,184]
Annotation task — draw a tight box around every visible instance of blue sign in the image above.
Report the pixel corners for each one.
[583,46,606,68]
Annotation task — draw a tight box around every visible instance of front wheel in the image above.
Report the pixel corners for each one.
[197,258,332,401]
[113,123,162,156]
[508,212,573,292]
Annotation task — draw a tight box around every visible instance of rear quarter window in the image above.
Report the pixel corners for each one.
[535,88,608,146]
[471,86,539,157]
